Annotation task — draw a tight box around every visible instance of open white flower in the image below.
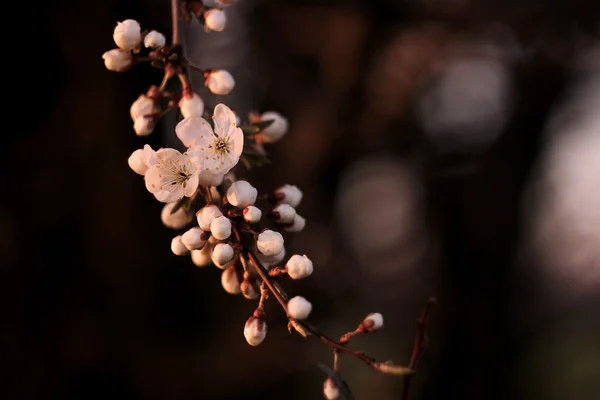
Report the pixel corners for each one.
[128,144,156,175]
[144,148,200,203]
[175,104,243,177]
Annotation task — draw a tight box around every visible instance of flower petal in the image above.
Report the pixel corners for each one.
[228,127,244,158]
[154,148,182,163]
[142,144,157,167]
[176,116,215,149]
[213,104,237,139]
[145,165,166,193]
[155,188,183,203]
[184,173,199,197]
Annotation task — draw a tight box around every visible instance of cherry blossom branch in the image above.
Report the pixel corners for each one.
[171,0,180,45]
[401,296,436,400]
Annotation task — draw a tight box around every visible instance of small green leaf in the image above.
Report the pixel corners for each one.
[252,119,274,130]
[170,196,190,215]
[240,119,274,136]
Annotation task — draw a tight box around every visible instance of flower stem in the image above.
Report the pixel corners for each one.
[171,0,180,45]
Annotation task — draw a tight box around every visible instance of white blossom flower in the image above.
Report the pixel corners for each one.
[287,296,312,320]
[256,247,286,269]
[128,144,156,175]
[204,9,227,32]
[275,184,303,208]
[256,230,284,257]
[221,265,241,294]
[161,202,194,229]
[323,378,340,400]
[113,19,141,51]
[175,104,243,180]
[181,227,206,250]
[130,94,156,121]
[102,49,132,72]
[244,316,267,346]
[286,254,313,280]
[205,70,235,95]
[179,92,205,119]
[283,214,306,233]
[362,312,384,331]
[143,30,166,48]
[197,204,223,231]
[171,235,189,256]
[243,206,262,224]
[144,148,200,203]
[272,203,296,224]
[259,111,288,143]
[227,180,257,208]
[191,247,213,267]
[210,215,232,240]
[212,243,235,267]
[133,116,155,136]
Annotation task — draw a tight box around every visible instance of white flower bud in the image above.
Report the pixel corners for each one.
[243,206,262,224]
[130,95,156,121]
[181,227,206,250]
[256,248,286,269]
[287,296,312,320]
[128,149,148,175]
[241,277,259,300]
[206,70,235,95]
[191,246,213,267]
[102,49,132,72]
[283,214,306,233]
[133,116,154,136]
[244,315,267,346]
[212,243,234,267]
[275,184,303,208]
[272,203,296,224]
[221,265,241,294]
[227,180,257,208]
[259,111,288,143]
[210,216,232,240]
[197,205,223,231]
[256,230,284,257]
[204,9,227,32]
[143,30,166,48]
[171,235,189,256]
[161,202,194,229]
[361,312,384,332]
[323,378,340,400]
[286,254,313,280]
[179,92,205,119]
[113,19,142,51]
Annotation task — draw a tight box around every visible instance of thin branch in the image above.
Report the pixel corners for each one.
[171,0,180,45]
[401,296,436,400]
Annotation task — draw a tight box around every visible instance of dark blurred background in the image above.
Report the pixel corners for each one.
[3,0,600,399]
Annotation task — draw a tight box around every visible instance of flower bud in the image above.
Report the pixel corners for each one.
[286,254,313,280]
[206,69,235,95]
[212,243,234,267]
[323,378,340,400]
[204,9,226,32]
[287,296,312,320]
[244,315,267,346]
[179,92,205,119]
[360,312,384,332]
[197,204,223,231]
[191,245,213,267]
[133,116,154,136]
[113,19,142,51]
[259,111,288,143]
[256,230,284,257]
[102,49,132,72]
[226,180,257,208]
[181,227,206,250]
[130,95,156,121]
[272,203,296,224]
[128,149,148,175]
[256,248,286,269]
[210,216,232,240]
[143,30,166,48]
[274,184,303,208]
[161,202,194,229]
[241,277,259,300]
[243,206,262,224]
[283,214,306,233]
[221,265,241,294]
[171,235,189,256]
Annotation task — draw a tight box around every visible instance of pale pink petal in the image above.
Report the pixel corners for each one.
[145,165,165,193]
[198,170,225,186]
[228,127,244,158]
[213,104,236,139]
[155,188,183,203]
[184,173,199,197]
[154,148,182,162]
[142,144,157,166]
[176,117,215,149]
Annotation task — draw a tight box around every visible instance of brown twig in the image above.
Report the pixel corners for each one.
[401,296,436,400]
[171,0,180,45]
